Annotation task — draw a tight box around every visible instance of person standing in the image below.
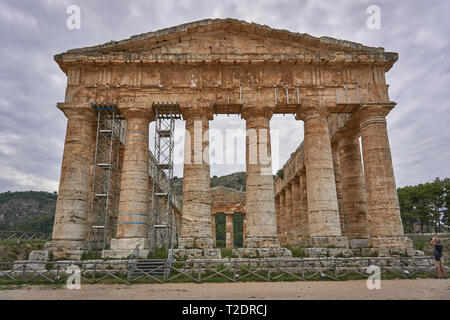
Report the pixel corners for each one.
[430,238,447,279]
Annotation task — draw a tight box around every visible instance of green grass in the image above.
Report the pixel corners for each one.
[284,245,309,258]
[220,248,233,258]
[146,247,168,259]
[0,239,47,262]
[81,250,101,260]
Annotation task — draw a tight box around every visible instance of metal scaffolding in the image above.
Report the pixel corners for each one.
[150,102,181,252]
[87,102,125,250]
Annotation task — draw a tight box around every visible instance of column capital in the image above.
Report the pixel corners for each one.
[57,102,96,121]
[241,106,274,120]
[357,103,396,125]
[295,105,330,121]
[180,106,214,121]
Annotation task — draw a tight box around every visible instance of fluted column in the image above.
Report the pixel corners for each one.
[225,213,234,249]
[48,104,96,256]
[113,108,153,250]
[284,184,293,245]
[331,140,345,236]
[211,213,217,247]
[242,107,280,248]
[242,213,247,247]
[359,106,411,249]
[338,129,370,247]
[299,170,309,241]
[296,107,347,248]
[291,177,302,244]
[275,195,281,241]
[279,191,286,244]
[179,107,213,248]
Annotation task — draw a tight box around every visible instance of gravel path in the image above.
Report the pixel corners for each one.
[1,279,449,300]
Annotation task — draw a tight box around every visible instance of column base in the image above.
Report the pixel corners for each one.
[245,236,280,248]
[178,237,213,249]
[370,235,414,249]
[101,238,150,259]
[44,240,85,260]
[348,238,371,248]
[233,247,292,258]
[306,236,348,248]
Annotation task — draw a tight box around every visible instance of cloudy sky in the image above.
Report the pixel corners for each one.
[0,0,449,192]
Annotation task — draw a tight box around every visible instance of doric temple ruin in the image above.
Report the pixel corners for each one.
[46,18,413,259]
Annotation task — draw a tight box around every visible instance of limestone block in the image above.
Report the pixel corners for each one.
[307,236,348,248]
[110,238,150,250]
[29,250,49,262]
[44,240,85,260]
[348,238,370,248]
[173,248,221,259]
[232,248,292,258]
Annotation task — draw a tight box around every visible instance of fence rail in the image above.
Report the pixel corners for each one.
[0,230,51,241]
[0,256,448,285]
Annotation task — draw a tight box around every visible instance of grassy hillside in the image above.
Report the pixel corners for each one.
[173,171,246,196]
[0,191,56,233]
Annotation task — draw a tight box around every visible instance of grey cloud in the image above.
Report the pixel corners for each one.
[0,0,449,192]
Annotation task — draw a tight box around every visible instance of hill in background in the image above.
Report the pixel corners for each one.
[0,191,56,233]
[172,171,246,196]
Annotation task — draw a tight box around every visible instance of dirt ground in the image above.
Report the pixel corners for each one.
[0,279,449,300]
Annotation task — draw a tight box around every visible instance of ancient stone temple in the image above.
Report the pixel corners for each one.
[46,18,412,259]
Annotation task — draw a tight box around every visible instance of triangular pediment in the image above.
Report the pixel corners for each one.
[58,18,386,57]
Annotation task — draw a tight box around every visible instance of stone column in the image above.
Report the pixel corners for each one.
[338,129,370,247]
[331,140,345,236]
[291,177,302,244]
[242,214,247,247]
[279,191,286,245]
[179,108,213,248]
[359,106,411,249]
[242,107,280,248]
[275,195,281,240]
[46,104,96,258]
[110,108,153,254]
[211,213,217,247]
[297,108,347,248]
[284,184,293,245]
[299,170,309,241]
[225,213,234,249]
